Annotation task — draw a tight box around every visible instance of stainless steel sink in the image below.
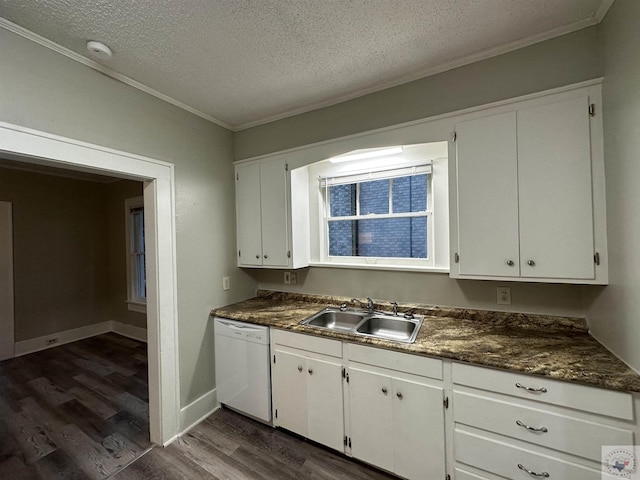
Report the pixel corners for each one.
[356,315,421,343]
[300,307,423,343]
[302,309,368,331]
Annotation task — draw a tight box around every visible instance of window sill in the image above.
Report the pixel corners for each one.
[126,300,147,314]
[308,261,450,274]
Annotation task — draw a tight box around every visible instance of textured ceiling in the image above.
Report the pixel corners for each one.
[0,0,611,130]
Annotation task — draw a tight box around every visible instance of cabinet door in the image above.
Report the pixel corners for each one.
[236,163,263,266]
[272,349,307,437]
[348,367,394,473]
[455,112,520,276]
[392,378,446,480]
[517,96,595,280]
[306,357,344,451]
[260,159,290,267]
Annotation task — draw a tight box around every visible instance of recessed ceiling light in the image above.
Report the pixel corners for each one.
[86,40,112,59]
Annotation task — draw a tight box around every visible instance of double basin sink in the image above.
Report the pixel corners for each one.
[300,307,423,344]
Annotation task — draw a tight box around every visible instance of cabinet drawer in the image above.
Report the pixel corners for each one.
[454,391,634,461]
[452,362,633,420]
[272,330,342,358]
[455,428,604,480]
[454,467,494,480]
[347,343,442,380]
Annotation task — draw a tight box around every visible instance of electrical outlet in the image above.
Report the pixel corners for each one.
[284,272,291,284]
[496,286,511,305]
[222,276,230,291]
[290,272,297,284]
[46,337,59,345]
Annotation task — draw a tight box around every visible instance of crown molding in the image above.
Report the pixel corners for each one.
[235,16,599,130]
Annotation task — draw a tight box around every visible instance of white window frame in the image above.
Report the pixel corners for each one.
[321,165,434,268]
[125,196,146,313]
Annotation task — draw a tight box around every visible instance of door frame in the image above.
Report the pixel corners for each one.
[0,201,14,361]
[0,121,180,446]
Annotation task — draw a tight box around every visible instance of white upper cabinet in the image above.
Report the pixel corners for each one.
[451,83,607,284]
[456,111,520,277]
[235,158,309,269]
[517,97,594,280]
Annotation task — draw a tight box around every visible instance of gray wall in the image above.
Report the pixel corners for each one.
[0,28,257,407]
[0,170,148,339]
[107,179,146,329]
[235,26,601,160]
[241,26,604,319]
[586,0,640,373]
[0,167,111,341]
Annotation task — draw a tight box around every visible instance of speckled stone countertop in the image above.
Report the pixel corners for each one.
[212,290,640,393]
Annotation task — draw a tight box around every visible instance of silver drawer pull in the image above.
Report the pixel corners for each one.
[518,464,549,477]
[516,420,548,433]
[515,382,547,393]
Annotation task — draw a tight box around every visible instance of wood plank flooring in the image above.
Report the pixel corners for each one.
[0,333,151,479]
[114,408,397,480]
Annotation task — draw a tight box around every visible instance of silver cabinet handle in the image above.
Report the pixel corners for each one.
[516,420,548,433]
[506,260,515,266]
[527,260,536,266]
[297,365,303,372]
[264,255,268,259]
[308,368,313,375]
[381,387,388,395]
[518,464,549,477]
[396,392,403,400]
[255,254,260,259]
[516,382,547,393]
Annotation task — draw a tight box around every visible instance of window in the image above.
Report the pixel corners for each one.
[312,141,449,271]
[321,164,434,267]
[125,196,146,312]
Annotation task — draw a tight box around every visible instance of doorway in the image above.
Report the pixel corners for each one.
[0,121,179,445]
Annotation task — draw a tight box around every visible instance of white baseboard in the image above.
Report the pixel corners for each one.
[178,388,219,437]
[14,321,112,357]
[14,320,148,357]
[111,321,147,343]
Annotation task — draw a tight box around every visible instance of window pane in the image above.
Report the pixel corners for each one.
[392,174,427,213]
[329,184,356,217]
[132,210,145,252]
[359,179,389,215]
[328,217,427,258]
[135,253,146,298]
[328,220,356,256]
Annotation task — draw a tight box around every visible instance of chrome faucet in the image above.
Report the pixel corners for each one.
[391,301,399,316]
[351,297,375,314]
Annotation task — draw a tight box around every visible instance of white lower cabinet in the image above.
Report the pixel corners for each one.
[271,332,345,452]
[270,331,447,480]
[269,331,639,480]
[348,367,446,480]
[452,363,638,480]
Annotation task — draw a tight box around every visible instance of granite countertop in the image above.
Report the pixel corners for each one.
[212,290,640,393]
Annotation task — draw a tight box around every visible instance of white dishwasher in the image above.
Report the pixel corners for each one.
[214,317,272,423]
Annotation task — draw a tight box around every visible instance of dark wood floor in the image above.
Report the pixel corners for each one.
[0,333,151,479]
[2,334,395,479]
[115,408,396,480]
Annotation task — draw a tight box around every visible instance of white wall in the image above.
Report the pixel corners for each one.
[585,0,640,373]
[0,27,257,407]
